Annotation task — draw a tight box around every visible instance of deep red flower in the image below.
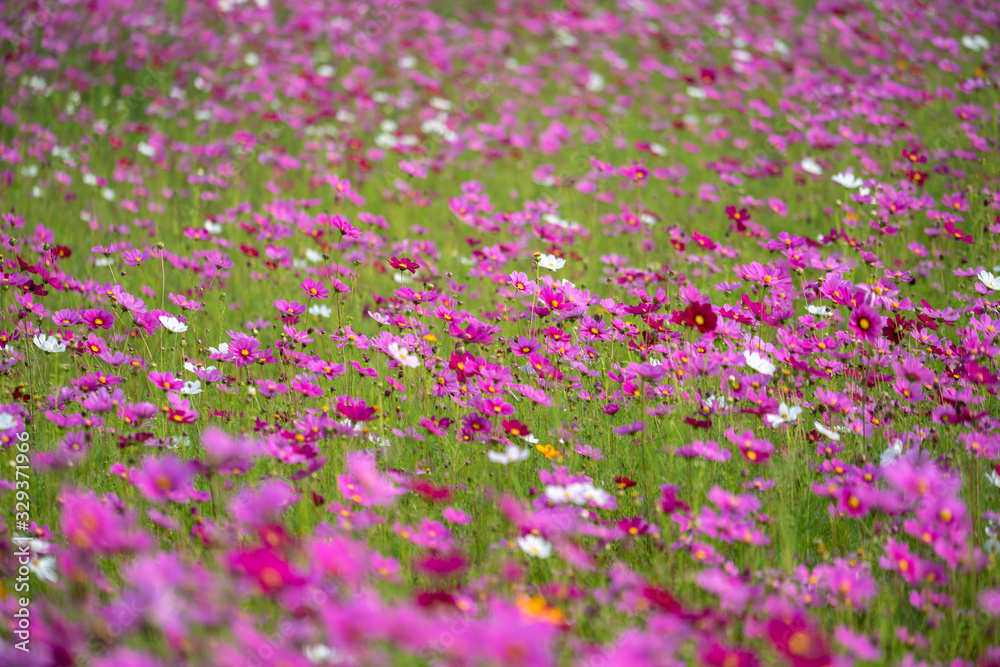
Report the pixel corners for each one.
[882,314,913,343]
[415,590,458,609]
[902,146,926,163]
[726,206,751,222]
[415,553,467,578]
[701,643,760,667]
[678,301,718,333]
[614,476,637,490]
[502,419,531,437]
[766,613,831,667]
[685,415,712,429]
[412,481,453,504]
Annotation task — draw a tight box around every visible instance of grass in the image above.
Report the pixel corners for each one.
[1,0,1000,665]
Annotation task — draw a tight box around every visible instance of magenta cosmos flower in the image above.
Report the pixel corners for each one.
[849,304,884,343]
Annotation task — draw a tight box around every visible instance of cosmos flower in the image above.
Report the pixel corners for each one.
[487,444,531,465]
[849,304,883,343]
[679,301,718,333]
[744,351,775,376]
[158,315,188,333]
[389,255,420,273]
[800,157,823,175]
[536,253,566,271]
[517,534,552,559]
[831,171,863,188]
[4,7,997,663]
[387,342,420,368]
[978,270,1000,291]
[814,421,841,441]
[765,403,802,428]
[27,539,57,583]
[961,34,990,51]
[32,334,66,353]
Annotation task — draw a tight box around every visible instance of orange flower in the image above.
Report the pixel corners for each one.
[535,444,562,461]
[516,594,566,626]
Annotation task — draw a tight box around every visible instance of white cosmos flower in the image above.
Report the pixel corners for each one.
[517,534,552,559]
[304,644,344,665]
[305,249,324,263]
[487,444,531,465]
[32,334,66,354]
[880,439,904,467]
[537,253,566,271]
[185,362,216,374]
[308,304,332,318]
[101,187,116,201]
[814,421,841,441]
[137,141,156,157]
[807,305,834,317]
[579,484,612,506]
[430,97,452,111]
[986,469,1000,489]
[387,342,419,368]
[765,403,802,427]
[0,413,16,430]
[703,394,727,411]
[800,157,823,175]
[166,435,191,449]
[546,483,611,507]
[209,343,229,356]
[743,350,775,376]
[566,483,594,504]
[180,380,202,395]
[831,171,863,188]
[962,34,989,51]
[978,270,1000,291]
[545,485,573,504]
[28,540,57,583]
[158,315,188,333]
[204,221,222,234]
[986,526,1000,555]
[30,555,58,583]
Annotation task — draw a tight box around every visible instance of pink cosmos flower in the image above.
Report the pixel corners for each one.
[849,304,884,343]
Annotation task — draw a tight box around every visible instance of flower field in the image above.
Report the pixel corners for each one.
[2,0,1000,665]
